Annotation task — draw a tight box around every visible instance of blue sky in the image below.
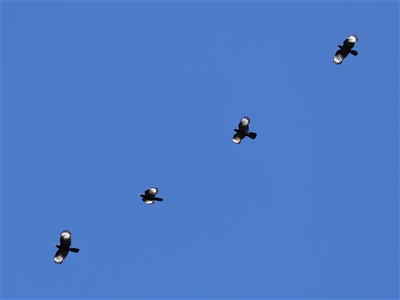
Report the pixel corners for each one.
[2,2,399,299]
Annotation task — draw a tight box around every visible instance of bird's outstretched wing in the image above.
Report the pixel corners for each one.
[59,230,72,248]
[343,34,358,48]
[143,199,155,205]
[333,49,348,65]
[54,248,69,264]
[232,133,245,144]
[145,187,158,196]
[238,116,250,130]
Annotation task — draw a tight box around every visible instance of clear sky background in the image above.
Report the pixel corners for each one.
[2,2,399,299]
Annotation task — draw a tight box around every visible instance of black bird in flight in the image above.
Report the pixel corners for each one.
[333,34,358,65]
[140,187,163,205]
[232,116,257,144]
[53,230,80,264]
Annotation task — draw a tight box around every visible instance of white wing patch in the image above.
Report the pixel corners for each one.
[148,187,158,195]
[333,54,343,64]
[232,136,242,144]
[54,255,64,264]
[240,117,250,126]
[347,35,358,43]
[61,231,71,239]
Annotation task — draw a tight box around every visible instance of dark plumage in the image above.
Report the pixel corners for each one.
[333,34,358,65]
[53,230,80,264]
[232,116,257,144]
[139,187,163,205]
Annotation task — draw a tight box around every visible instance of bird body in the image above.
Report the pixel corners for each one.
[53,230,80,264]
[232,116,257,144]
[333,34,358,65]
[139,187,163,205]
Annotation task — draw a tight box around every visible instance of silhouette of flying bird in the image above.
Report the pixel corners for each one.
[333,34,358,65]
[139,187,163,205]
[232,116,257,144]
[53,230,80,264]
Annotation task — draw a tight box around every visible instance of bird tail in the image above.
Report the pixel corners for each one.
[247,132,257,139]
[350,50,358,56]
[154,197,163,202]
[69,247,80,253]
